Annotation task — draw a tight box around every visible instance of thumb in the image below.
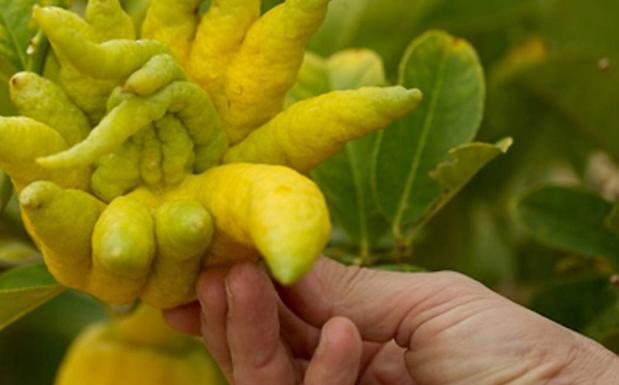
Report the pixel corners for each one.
[277,257,494,346]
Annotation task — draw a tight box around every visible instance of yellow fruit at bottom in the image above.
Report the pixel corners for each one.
[56,306,227,385]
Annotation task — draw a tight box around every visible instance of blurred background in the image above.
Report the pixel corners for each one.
[1,0,618,383]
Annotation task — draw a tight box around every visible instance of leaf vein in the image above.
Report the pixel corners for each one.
[392,47,450,239]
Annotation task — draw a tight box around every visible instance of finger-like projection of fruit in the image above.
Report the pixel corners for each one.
[0,0,422,308]
[55,305,228,385]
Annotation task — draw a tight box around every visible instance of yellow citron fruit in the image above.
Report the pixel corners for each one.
[0,0,422,309]
[56,305,227,385]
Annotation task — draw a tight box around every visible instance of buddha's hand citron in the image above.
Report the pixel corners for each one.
[0,0,422,308]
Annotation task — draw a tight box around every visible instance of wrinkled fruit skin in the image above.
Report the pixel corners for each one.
[0,0,421,308]
[56,306,228,385]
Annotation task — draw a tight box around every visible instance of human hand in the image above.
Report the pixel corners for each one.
[164,257,619,385]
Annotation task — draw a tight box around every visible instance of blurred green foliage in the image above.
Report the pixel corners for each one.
[0,291,104,385]
[1,0,619,383]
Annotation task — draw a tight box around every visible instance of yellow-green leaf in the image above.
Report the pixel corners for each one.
[431,138,512,195]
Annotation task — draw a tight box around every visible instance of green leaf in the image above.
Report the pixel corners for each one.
[0,263,64,331]
[517,186,619,270]
[0,171,12,213]
[531,275,617,332]
[372,30,485,243]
